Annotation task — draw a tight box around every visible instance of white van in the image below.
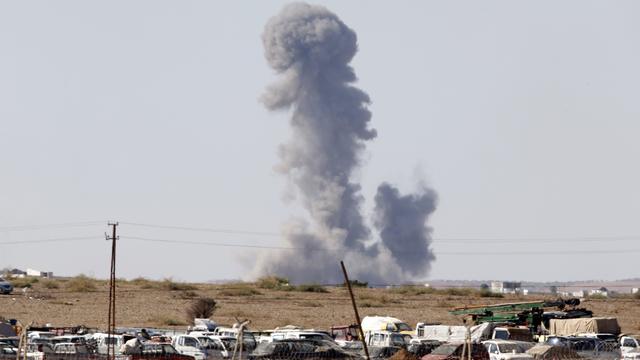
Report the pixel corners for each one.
[361,316,412,335]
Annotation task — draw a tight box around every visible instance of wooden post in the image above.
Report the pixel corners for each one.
[340,261,370,360]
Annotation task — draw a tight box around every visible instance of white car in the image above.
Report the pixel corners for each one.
[622,336,640,354]
[483,340,534,360]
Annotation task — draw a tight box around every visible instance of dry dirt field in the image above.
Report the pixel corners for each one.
[1,277,639,334]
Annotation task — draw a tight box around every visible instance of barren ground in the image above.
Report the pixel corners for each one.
[1,279,639,334]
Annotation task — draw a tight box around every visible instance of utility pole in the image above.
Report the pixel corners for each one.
[105,222,118,360]
[340,261,370,360]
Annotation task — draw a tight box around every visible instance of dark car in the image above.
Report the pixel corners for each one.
[131,343,195,360]
[0,277,13,295]
[249,339,356,360]
[422,343,489,360]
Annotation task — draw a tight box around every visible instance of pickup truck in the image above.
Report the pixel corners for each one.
[482,340,534,360]
[171,334,206,360]
[622,336,640,359]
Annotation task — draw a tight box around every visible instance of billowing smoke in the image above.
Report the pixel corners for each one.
[374,183,438,277]
[254,2,438,284]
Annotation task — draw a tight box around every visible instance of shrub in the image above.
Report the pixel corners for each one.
[160,278,197,291]
[218,287,261,296]
[256,276,290,289]
[343,280,368,288]
[65,275,97,292]
[130,277,158,289]
[186,297,217,321]
[41,279,60,289]
[10,277,39,288]
[388,285,433,296]
[444,288,475,296]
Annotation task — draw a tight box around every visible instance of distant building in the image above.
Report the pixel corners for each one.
[8,269,26,278]
[491,281,522,294]
[572,290,587,298]
[5,267,53,279]
[632,288,639,294]
[26,268,53,278]
[589,288,608,297]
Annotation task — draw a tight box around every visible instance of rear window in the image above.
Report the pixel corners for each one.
[494,329,509,340]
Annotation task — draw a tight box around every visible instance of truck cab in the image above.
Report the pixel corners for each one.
[171,335,206,360]
[482,340,534,360]
[364,330,411,348]
[621,336,640,354]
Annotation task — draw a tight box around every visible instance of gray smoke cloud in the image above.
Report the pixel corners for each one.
[254,2,438,284]
[374,183,438,277]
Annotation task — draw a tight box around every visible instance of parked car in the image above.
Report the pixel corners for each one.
[0,277,13,294]
[134,342,196,360]
[248,339,356,360]
[621,336,640,354]
[172,334,206,360]
[197,335,234,359]
[482,340,534,360]
[0,343,17,355]
[422,343,490,360]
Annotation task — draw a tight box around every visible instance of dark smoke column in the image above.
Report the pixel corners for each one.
[255,2,438,284]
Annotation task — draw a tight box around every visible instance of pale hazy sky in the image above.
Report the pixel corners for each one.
[1,1,639,283]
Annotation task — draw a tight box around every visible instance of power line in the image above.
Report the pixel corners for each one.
[0,221,105,232]
[123,235,640,255]
[120,221,640,243]
[0,236,98,245]
[0,219,639,244]
[120,221,281,237]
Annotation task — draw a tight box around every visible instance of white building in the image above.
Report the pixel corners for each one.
[632,288,639,294]
[572,290,587,298]
[25,268,53,278]
[589,288,608,297]
[491,281,522,294]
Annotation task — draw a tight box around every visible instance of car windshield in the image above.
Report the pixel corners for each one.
[396,323,412,332]
[432,344,459,356]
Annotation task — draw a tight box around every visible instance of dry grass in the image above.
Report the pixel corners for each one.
[65,275,98,292]
[1,279,638,334]
[8,276,40,288]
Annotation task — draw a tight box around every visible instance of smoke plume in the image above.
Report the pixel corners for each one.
[255,2,438,284]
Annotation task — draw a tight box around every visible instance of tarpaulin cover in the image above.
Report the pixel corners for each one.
[527,345,581,359]
[419,323,493,343]
[549,317,620,336]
